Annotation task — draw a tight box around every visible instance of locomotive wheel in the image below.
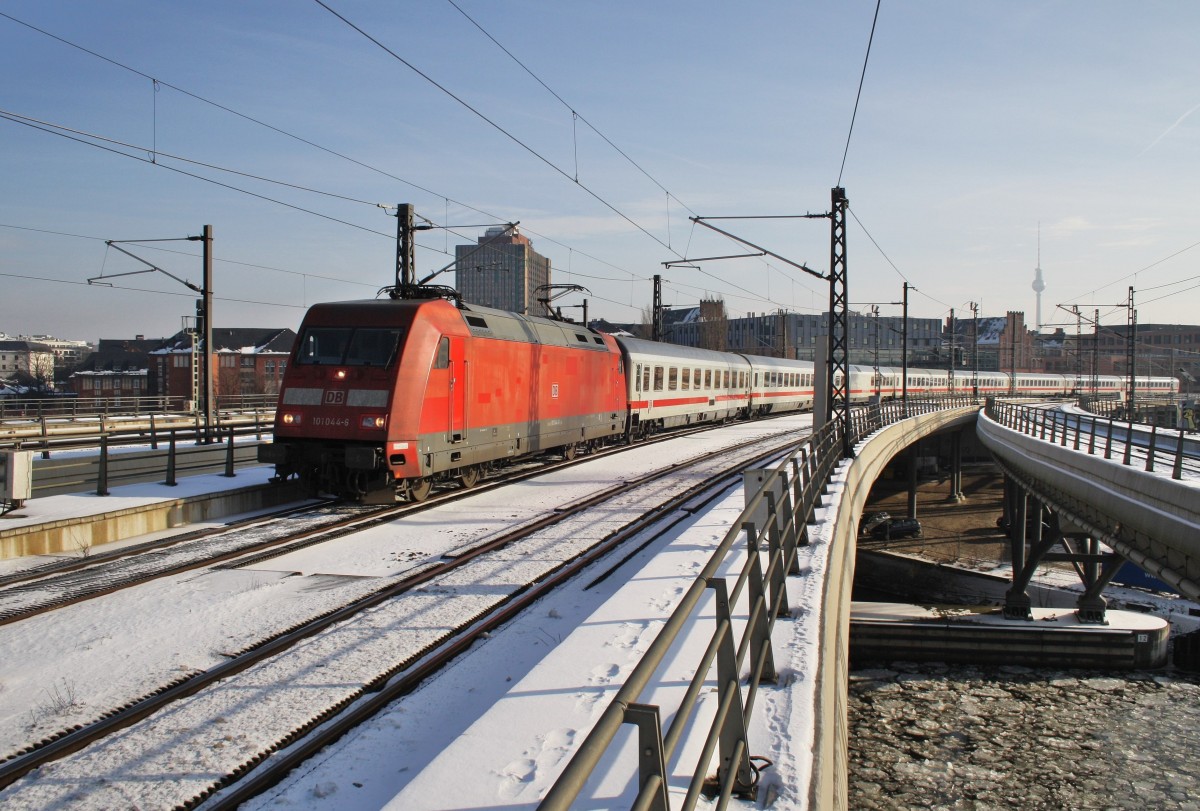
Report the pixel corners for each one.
[562,443,577,461]
[407,477,433,502]
[458,466,481,489]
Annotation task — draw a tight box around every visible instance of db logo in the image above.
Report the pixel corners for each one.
[324,390,345,405]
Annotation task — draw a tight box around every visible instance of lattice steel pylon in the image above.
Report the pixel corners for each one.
[829,187,852,457]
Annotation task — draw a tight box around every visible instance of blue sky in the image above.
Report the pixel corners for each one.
[2,1,1199,342]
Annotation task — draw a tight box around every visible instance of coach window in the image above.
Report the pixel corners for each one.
[668,367,678,390]
[705,369,712,388]
[681,368,690,391]
[634,364,642,392]
[434,337,450,369]
[643,366,651,392]
[653,366,664,392]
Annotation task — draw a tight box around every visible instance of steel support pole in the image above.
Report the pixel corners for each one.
[396,203,415,290]
[202,224,215,444]
[829,187,851,457]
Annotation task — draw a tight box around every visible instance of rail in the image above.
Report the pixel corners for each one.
[987,400,1197,482]
[539,395,977,811]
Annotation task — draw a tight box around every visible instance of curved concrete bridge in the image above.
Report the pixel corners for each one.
[976,408,1200,600]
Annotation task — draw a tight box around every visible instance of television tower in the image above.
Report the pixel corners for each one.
[1031,224,1046,330]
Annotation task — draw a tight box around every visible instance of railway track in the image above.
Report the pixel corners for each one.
[0,420,808,808]
[0,416,759,625]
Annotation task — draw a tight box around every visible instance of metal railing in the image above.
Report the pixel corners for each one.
[987,400,1197,481]
[24,424,271,498]
[1078,393,1183,426]
[540,395,978,811]
[1,409,275,453]
[0,393,278,420]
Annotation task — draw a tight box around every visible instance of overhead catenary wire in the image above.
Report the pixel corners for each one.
[836,0,882,187]
[0,223,380,289]
[1066,238,1200,305]
[0,110,396,241]
[443,0,692,216]
[0,10,655,297]
[312,0,684,259]
[0,270,309,310]
[4,8,814,321]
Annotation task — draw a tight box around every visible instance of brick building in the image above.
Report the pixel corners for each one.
[1041,323,1200,387]
[151,328,296,404]
[70,338,163,403]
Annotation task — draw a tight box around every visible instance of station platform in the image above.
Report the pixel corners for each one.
[0,467,301,561]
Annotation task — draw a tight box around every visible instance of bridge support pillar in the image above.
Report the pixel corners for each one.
[1003,490,1033,620]
[1068,535,1122,624]
[906,448,918,519]
[1000,473,1123,624]
[948,431,964,502]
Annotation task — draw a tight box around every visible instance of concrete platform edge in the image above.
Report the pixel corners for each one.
[0,481,305,559]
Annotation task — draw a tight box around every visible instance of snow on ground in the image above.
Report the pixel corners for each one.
[5,407,1188,810]
[0,463,276,538]
[0,415,816,808]
[240,422,837,811]
[1054,404,1200,486]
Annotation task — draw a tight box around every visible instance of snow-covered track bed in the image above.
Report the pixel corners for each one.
[0,424,804,809]
[0,501,386,625]
[0,418,746,627]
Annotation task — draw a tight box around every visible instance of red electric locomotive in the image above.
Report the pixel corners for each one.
[259,297,627,501]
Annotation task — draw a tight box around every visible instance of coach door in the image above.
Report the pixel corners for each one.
[448,336,467,442]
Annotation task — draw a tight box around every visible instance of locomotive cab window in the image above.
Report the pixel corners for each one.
[296,327,352,365]
[296,326,403,367]
[347,328,403,367]
[433,337,450,370]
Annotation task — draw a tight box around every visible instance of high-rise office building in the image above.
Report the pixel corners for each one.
[455,227,551,314]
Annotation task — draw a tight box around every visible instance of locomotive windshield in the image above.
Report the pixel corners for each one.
[295,327,404,367]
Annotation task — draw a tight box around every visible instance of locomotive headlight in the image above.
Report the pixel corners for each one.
[281,412,301,425]
[361,415,385,430]
[334,369,347,380]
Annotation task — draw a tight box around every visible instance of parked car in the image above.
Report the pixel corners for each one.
[870,517,922,540]
[859,511,891,536]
